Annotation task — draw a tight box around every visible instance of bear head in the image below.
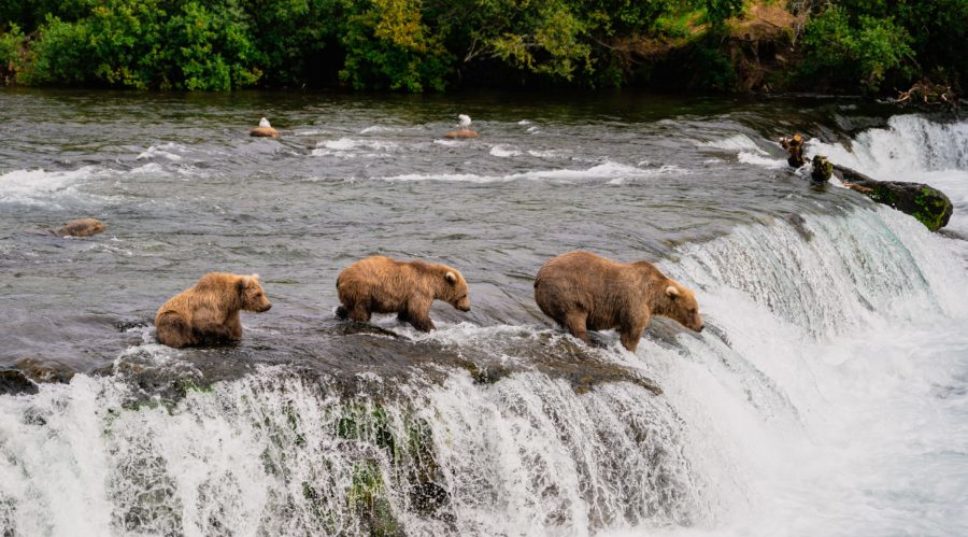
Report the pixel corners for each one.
[239,275,272,312]
[441,269,471,312]
[658,280,703,332]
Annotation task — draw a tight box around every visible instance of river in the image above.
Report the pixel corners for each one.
[1,90,967,537]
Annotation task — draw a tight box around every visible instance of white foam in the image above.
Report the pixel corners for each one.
[0,167,101,205]
[700,134,766,153]
[527,149,568,159]
[380,161,683,184]
[311,137,399,157]
[360,125,399,134]
[433,139,463,147]
[488,145,522,158]
[737,151,787,169]
[130,162,164,175]
[136,142,184,161]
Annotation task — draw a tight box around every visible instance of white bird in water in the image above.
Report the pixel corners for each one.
[458,114,471,129]
[259,117,271,128]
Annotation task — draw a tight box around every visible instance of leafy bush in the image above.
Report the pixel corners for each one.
[799,5,914,93]
[1,0,965,93]
[0,24,25,84]
[338,0,452,92]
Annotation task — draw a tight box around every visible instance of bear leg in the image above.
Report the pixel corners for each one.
[192,306,237,345]
[397,310,411,323]
[619,330,641,353]
[349,303,371,323]
[408,314,435,332]
[156,312,193,348]
[563,311,590,345]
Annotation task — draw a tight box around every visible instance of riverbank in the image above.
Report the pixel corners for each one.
[1,1,965,96]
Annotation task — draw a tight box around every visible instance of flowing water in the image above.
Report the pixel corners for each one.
[1,90,966,537]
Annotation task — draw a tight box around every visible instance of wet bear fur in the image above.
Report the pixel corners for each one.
[155,272,271,348]
[336,255,471,332]
[534,251,704,352]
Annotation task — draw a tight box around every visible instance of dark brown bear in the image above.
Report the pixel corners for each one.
[534,251,704,352]
[155,273,271,348]
[336,256,470,332]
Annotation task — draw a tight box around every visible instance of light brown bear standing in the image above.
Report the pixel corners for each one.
[155,272,272,348]
[534,251,704,352]
[336,256,471,332]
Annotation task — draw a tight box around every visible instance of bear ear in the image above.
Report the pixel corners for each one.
[445,271,458,284]
[251,273,260,280]
[665,285,680,299]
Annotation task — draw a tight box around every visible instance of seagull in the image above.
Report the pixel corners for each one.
[458,114,471,129]
[259,117,271,128]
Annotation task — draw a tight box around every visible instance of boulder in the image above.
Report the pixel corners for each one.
[15,357,75,384]
[0,369,38,396]
[835,164,954,231]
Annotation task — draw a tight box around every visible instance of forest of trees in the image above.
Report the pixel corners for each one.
[1,0,966,95]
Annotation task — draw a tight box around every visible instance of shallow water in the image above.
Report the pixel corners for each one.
[1,90,966,537]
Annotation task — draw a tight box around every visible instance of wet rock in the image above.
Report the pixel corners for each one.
[54,217,106,237]
[250,126,279,138]
[810,155,832,183]
[786,213,814,241]
[780,133,805,168]
[15,357,75,384]
[0,369,39,396]
[835,164,954,231]
[348,460,404,537]
[443,129,478,140]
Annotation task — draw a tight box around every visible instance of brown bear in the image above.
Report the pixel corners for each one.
[155,272,272,348]
[54,218,105,237]
[336,256,471,332]
[534,251,704,352]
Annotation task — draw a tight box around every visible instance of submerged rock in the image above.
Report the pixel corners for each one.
[443,129,478,140]
[54,217,106,237]
[835,164,954,231]
[15,357,75,384]
[0,369,39,396]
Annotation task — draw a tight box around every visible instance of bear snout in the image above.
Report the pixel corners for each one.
[258,302,272,312]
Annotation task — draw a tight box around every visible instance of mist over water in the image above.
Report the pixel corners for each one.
[1,91,966,536]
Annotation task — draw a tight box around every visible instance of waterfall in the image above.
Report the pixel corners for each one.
[3,202,966,537]
[807,114,968,234]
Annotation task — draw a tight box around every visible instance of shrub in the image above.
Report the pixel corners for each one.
[799,5,914,93]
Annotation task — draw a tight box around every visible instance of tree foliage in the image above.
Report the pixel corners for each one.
[0,0,965,93]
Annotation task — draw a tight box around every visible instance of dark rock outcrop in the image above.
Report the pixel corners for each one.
[0,369,39,396]
[835,164,954,231]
